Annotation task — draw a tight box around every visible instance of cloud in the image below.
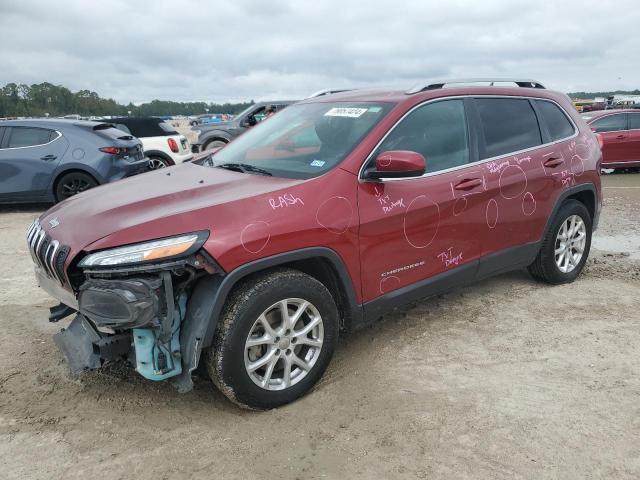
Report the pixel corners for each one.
[1,0,638,103]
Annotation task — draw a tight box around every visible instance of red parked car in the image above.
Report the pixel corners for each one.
[582,109,640,169]
[28,79,602,409]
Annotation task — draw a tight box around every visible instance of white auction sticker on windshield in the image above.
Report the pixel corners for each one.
[324,107,368,118]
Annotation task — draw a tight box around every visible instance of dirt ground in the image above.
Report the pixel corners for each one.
[1,173,639,480]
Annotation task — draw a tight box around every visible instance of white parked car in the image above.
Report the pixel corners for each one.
[108,117,193,169]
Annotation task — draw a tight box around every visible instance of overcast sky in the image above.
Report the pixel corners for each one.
[1,0,639,104]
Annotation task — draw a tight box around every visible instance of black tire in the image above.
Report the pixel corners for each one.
[204,139,227,151]
[54,171,98,203]
[148,156,171,170]
[204,268,339,409]
[528,199,592,284]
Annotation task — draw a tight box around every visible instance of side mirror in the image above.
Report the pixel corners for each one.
[364,150,426,180]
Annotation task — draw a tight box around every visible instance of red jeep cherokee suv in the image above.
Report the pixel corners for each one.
[28,79,602,409]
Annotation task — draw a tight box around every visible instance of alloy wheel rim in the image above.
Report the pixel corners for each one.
[148,158,167,170]
[554,214,586,273]
[62,178,90,198]
[244,298,324,391]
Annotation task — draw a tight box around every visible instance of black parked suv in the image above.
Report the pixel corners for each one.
[192,101,295,152]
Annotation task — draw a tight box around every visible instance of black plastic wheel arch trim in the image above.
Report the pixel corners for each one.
[171,247,361,393]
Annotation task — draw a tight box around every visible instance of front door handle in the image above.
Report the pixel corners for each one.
[454,178,482,190]
[543,157,564,168]
[615,134,627,139]
[40,155,57,161]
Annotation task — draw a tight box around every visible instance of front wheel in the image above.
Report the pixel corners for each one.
[528,199,592,284]
[205,268,339,409]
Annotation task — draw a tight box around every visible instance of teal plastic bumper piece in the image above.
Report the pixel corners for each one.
[133,295,186,381]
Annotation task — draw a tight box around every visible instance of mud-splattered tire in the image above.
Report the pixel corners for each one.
[204,268,339,409]
[528,199,592,284]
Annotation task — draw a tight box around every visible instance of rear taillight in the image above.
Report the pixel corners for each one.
[595,133,604,149]
[168,138,179,153]
[100,146,123,155]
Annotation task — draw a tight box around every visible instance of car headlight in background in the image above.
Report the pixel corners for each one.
[79,231,209,267]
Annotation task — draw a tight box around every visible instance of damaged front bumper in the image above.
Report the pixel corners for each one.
[53,271,189,382]
[53,314,130,374]
[41,256,223,392]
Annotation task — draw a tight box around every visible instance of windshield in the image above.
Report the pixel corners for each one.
[201,102,392,179]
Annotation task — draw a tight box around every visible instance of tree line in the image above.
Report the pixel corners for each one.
[0,82,255,117]
[568,89,640,99]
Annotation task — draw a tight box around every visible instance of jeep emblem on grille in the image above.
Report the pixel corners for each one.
[49,218,60,228]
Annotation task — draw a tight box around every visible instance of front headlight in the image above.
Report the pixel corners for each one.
[79,231,209,268]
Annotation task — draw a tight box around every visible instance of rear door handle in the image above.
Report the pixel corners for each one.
[543,157,564,168]
[454,178,483,190]
[40,155,57,161]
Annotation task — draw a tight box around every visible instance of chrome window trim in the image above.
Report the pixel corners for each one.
[0,128,62,151]
[358,95,579,183]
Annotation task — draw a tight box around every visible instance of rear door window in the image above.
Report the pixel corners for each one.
[6,127,54,148]
[475,98,542,159]
[535,100,575,141]
[628,113,640,130]
[591,114,627,133]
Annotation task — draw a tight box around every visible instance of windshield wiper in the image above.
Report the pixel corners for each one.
[216,162,272,176]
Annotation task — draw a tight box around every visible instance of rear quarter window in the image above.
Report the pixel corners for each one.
[535,100,575,141]
[475,98,542,159]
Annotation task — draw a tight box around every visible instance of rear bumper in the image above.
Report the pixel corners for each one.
[101,157,150,183]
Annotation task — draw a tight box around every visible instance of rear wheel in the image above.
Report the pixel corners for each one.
[205,268,339,409]
[204,139,227,151]
[528,200,592,284]
[54,172,98,202]
[148,156,171,170]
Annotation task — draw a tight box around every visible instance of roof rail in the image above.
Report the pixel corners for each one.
[307,89,354,98]
[406,78,546,94]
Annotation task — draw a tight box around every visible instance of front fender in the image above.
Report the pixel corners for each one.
[171,247,361,393]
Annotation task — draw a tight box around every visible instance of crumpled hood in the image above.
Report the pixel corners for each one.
[39,163,303,255]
